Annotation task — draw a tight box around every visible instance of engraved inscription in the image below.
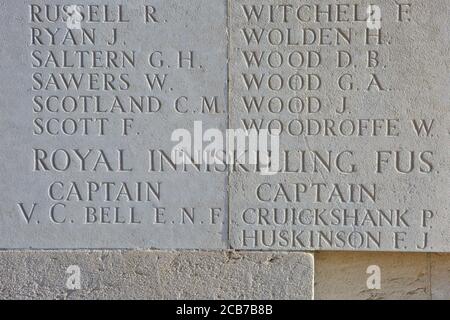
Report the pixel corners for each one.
[229,0,450,251]
[0,0,227,249]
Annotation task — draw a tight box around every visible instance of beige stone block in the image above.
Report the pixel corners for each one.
[315,252,430,300]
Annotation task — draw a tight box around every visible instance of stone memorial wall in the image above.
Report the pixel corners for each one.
[0,0,448,299]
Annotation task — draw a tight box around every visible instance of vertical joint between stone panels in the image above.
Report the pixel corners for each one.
[311,252,315,300]
[226,0,231,250]
[427,253,432,300]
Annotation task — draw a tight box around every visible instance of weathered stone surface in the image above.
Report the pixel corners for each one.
[315,252,450,299]
[430,254,450,300]
[0,251,313,300]
[0,0,228,248]
[314,252,430,300]
[229,0,450,251]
